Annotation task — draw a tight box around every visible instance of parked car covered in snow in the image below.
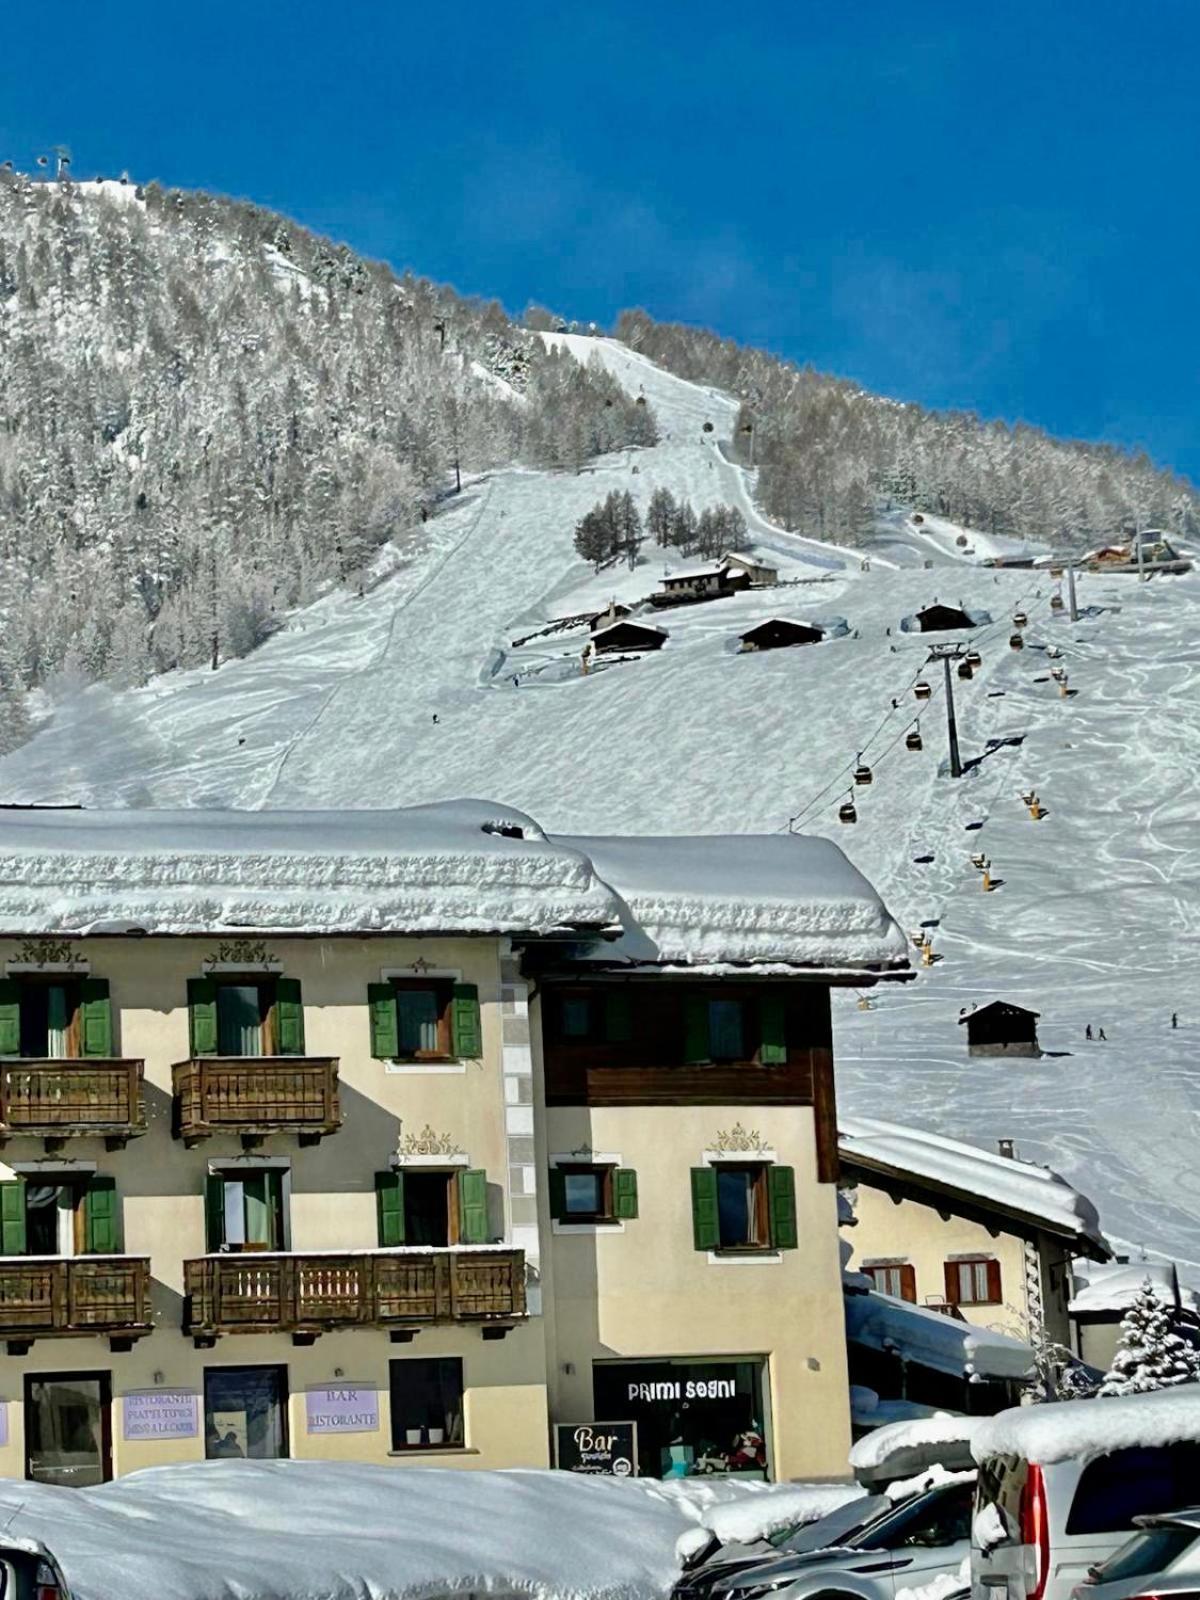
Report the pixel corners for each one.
[694,1478,975,1600]
[675,1494,888,1598]
[971,1389,1200,1600]
[1072,1510,1200,1600]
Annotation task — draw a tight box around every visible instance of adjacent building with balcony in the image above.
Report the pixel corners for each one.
[0,801,909,1487]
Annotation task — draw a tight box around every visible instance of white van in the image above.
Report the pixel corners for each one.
[971,1389,1200,1600]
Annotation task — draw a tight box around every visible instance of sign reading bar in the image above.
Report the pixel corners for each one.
[305,1385,380,1435]
[123,1391,201,1441]
[555,1421,637,1476]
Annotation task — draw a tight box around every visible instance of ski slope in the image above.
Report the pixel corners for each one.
[2,338,1198,1269]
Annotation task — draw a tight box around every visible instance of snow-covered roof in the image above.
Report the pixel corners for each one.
[1069,1261,1179,1317]
[972,1385,1200,1466]
[556,833,911,974]
[844,1288,1034,1382]
[849,1411,982,1474]
[839,1117,1109,1255]
[721,551,778,572]
[662,563,731,582]
[0,801,619,938]
[740,618,825,637]
[591,620,668,643]
[957,1001,1039,1024]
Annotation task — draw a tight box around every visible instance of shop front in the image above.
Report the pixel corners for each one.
[592,1357,770,1480]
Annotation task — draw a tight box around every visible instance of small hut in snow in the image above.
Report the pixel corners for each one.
[739,618,824,652]
[721,552,779,588]
[588,603,632,633]
[590,620,668,656]
[651,564,750,607]
[959,1001,1041,1058]
[900,602,992,634]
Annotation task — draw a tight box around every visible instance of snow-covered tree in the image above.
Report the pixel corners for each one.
[1098,1280,1200,1396]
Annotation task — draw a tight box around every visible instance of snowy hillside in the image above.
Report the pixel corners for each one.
[2,337,1197,1270]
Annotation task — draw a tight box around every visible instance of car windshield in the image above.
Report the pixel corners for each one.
[857,1485,974,1552]
[1089,1524,1200,1584]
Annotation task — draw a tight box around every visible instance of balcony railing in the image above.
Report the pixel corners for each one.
[172,1056,341,1146]
[184,1248,526,1341]
[0,1256,153,1352]
[0,1059,145,1149]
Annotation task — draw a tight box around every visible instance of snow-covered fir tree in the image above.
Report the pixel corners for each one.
[1097,1279,1200,1396]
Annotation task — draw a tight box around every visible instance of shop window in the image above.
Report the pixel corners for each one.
[690,1164,797,1252]
[944,1256,1001,1306]
[25,1371,112,1486]
[549,1163,638,1224]
[187,976,305,1058]
[205,1169,287,1252]
[683,994,787,1066]
[865,1262,917,1302]
[367,981,481,1061]
[204,1365,288,1459]
[390,1357,464,1451]
[375,1168,490,1245]
[593,1358,767,1480]
[0,976,113,1059]
[0,1175,121,1256]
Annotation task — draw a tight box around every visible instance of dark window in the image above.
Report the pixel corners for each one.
[403,1170,451,1247]
[390,1357,464,1451]
[561,1165,612,1220]
[204,1366,288,1460]
[216,982,268,1056]
[717,1165,768,1249]
[209,1170,286,1251]
[945,1257,1001,1306]
[1067,1444,1200,1535]
[708,1000,745,1062]
[393,981,451,1060]
[24,1371,112,1487]
[561,997,592,1039]
[19,981,81,1058]
[866,1263,917,1302]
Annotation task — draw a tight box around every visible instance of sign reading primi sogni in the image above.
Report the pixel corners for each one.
[555,1421,637,1476]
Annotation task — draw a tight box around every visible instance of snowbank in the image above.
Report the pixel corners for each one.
[845,1289,1033,1382]
[0,1462,850,1600]
[849,1413,983,1474]
[839,1117,1108,1252]
[972,1384,1200,1465]
[557,833,910,972]
[1069,1261,1178,1314]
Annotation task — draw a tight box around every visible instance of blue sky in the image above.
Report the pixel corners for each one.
[3,1,1196,476]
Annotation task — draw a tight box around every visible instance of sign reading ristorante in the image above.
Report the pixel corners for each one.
[555,1421,637,1476]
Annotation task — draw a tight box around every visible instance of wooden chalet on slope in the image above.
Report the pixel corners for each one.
[721,552,779,587]
[588,603,631,633]
[912,602,974,632]
[590,619,668,655]
[650,563,750,608]
[958,1001,1041,1058]
[739,619,824,652]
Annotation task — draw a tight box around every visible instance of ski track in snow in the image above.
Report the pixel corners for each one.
[2,337,1198,1269]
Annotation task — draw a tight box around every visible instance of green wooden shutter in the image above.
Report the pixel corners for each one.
[768,1165,798,1250]
[188,977,219,1056]
[613,1167,639,1220]
[0,1180,26,1255]
[84,1175,120,1254]
[758,995,787,1065]
[0,979,21,1056]
[375,1169,405,1246]
[458,1168,489,1244]
[367,983,399,1059]
[604,991,633,1043]
[690,1167,719,1251]
[274,978,305,1056]
[79,978,113,1058]
[450,984,482,1059]
[204,1173,226,1251]
[548,1166,566,1220]
[684,997,711,1064]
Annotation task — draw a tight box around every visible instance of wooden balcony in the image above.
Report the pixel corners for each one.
[0,1256,153,1353]
[172,1056,341,1147]
[184,1248,526,1344]
[0,1059,145,1149]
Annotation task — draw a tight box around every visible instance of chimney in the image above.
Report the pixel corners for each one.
[997,1138,1016,1160]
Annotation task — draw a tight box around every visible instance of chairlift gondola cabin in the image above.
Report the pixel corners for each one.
[854,759,873,786]
[635,394,647,406]
[839,798,858,824]
[1013,610,1028,628]
[966,650,982,669]
[914,681,933,702]
[906,727,923,751]
[1009,632,1024,651]
[702,421,714,433]
[957,660,973,680]
[1050,593,1065,612]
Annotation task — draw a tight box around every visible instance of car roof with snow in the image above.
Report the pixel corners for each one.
[972,1385,1200,1465]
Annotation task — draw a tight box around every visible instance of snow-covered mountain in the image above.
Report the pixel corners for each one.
[2,332,1197,1274]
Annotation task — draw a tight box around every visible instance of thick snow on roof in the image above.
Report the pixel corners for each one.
[973,1385,1200,1466]
[840,1116,1108,1252]
[0,800,618,938]
[845,1288,1034,1382]
[1069,1261,1179,1315]
[0,1460,848,1600]
[558,832,910,972]
[849,1412,984,1473]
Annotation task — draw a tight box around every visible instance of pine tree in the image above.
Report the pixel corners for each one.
[1098,1280,1200,1396]
[647,486,677,547]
